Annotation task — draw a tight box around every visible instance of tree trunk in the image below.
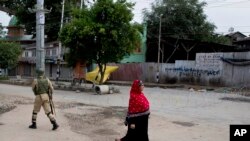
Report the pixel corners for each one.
[97,63,106,85]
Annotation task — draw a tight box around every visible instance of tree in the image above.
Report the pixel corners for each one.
[0,0,81,41]
[0,0,18,15]
[0,41,22,70]
[60,0,141,84]
[143,0,229,44]
[0,23,5,38]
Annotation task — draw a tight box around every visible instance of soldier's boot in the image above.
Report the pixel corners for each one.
[51,120,59,130]
[29,112,37,129]
[29,122,37,129]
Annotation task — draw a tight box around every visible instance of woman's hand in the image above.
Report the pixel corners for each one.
[130,124,135,129]
[124,117,129,126]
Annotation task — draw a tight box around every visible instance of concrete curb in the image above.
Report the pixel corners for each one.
[0,80,94,92]
[0,79,185,92]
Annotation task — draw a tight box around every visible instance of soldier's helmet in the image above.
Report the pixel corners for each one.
[36,68,45,76]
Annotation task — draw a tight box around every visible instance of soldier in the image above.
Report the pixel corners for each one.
[29,68,59,130]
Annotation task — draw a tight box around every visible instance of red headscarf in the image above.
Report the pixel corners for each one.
[128,80,150,115]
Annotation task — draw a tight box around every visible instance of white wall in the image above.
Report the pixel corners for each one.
[110,52,250,87]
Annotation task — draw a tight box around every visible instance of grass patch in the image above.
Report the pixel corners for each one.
[0,76,9,80]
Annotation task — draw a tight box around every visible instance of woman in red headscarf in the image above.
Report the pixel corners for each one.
[116,80,150,141]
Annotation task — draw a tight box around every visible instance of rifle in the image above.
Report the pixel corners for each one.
[48,89,56,116]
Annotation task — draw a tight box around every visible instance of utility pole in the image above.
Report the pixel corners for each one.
[56,0,65,83]
[28,0,50,72]
[156,14,163,83]
[35,0,46,71]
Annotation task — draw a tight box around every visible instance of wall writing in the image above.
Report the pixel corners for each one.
[196,53,223,69]
[165,67,221,77]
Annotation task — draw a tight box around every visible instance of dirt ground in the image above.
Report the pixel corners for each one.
[0,93,231,141]
[0,94,126,141]
[3,79,250,141]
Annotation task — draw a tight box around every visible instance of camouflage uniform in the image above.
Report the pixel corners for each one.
[29,69,59,130]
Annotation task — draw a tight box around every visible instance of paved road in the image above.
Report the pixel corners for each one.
[1,83,249,125]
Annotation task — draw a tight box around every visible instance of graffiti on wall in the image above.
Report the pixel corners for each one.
[165,67,220,77]
[164,53,223,77]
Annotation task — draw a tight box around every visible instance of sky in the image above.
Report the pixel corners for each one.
[1,0,250,36]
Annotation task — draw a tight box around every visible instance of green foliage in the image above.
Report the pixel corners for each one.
[206,34,231,45]
[0,0,78,41]
[0,41,22,69]
[0,0,20,15]
[143,0,228,44]
[0,76,9,80]
[0,23,5,38]
[15,0,61,41]
[60,0,141,84]
[133,22,144,34]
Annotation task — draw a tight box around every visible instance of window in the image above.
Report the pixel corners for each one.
[52,49,57,56]
[25,51,29,57]
[46,49,50,56]
[32,50,36,57]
